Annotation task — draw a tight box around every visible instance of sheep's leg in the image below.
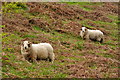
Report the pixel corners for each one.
[100,35,104,43]
[25,57,32,64]
[100,38,103,43]
[97,37,102,43]
[31,54,38,64]
[33,59,38,64]
[49,53,55,63]
[84,34,89,40]
[26,60,32,64]
[21,55,26,61]
[21,54,31,64]
[46,58,49,62]
[32,58,38,64]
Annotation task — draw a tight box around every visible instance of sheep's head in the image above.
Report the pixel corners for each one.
[80,27,88,39]
[81,27,87,32]
[21,41,32,51]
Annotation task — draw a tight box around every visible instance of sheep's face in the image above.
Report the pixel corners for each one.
[81,27,87,33]
[80,27,88,39]
[80,31,83,38]
[22,41,31,51]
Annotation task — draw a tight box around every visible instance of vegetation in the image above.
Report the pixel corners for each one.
[2,2,119,78]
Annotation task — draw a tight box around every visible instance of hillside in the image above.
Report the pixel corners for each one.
[2,2,119,78]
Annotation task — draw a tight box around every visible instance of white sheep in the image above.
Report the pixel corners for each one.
[21,41,32,63]
[80,27,104,43]
[21,41,55,64]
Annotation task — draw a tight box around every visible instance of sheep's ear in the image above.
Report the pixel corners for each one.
[85,27,87,31]
[28,44,31,47]
[21,42,23,45]
[28,42,32,47]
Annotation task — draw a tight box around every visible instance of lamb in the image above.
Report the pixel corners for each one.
[80,27,104,43]
[21,41,55,64]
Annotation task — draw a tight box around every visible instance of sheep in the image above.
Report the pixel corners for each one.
[21,41,55,64]
[21,41,32,63]
[80,27,104,43]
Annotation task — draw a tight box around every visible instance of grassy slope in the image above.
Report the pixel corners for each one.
[2,2,119,78]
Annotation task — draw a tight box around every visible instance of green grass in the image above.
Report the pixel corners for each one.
[3,54,59,78]
[0,25,5,28]
[62,20,71,24]
[38,67,54,77]
[3,64,30,78]
[54,72,68,78]
[78,18,118,29]
[88,47,115,59]
[90,65,97,69]
[104,40,117,48]
[2,53,22,77]
[2,2,28,13]
[30,12,40,16]
[9,66,25,78]
[3,53,16,63]
[2,33,22,45]
[80,6,92,11]
[39,14,51,22]
[33,26,41,31]
[22,34,37,38]
[78,19,94,28]
[95,53,114,58]
[3,48,15,53]
[66,2,103,12]
[110,30,118,38]
[66,2,103,6]
[74,41,84,50]
[92,20,117,28]
[68,57,85,61]
[108,15,118,21]
[104,73,110,78]
[27,13,51,23]
[13,31,22,35]
[73,52,85,56]
[2,30,69,78]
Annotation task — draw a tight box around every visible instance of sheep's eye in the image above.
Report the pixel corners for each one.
[28,44,30,47]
